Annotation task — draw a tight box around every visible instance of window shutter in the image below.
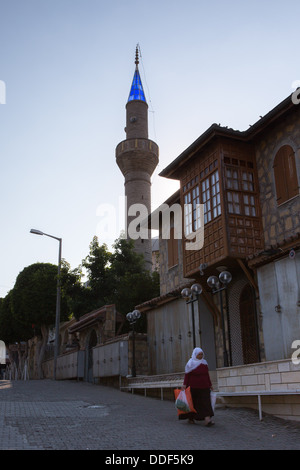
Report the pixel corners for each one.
[273,145,299,204]
[286,147,299,199]
[273,149,286,204]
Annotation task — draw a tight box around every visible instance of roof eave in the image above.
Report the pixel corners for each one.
[159,124,246,179]
[159,92,296,180]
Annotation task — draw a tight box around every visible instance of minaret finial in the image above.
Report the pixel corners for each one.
[128,44,146,103]
[135,44,139,67]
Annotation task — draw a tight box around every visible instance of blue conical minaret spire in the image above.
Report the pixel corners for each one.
[116,46,159,270]
[128,46,146,103]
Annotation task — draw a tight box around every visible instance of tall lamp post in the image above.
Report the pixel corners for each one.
[30,229,62,380]
[207,271,232,367]
[126,309,141,377]
[181,283,203,349]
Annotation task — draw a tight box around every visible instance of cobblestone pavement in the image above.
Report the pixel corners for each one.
[0,379,300,451]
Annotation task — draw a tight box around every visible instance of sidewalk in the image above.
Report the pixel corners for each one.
[0,379,300,450]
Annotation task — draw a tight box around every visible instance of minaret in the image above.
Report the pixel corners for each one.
[116,47,159,269]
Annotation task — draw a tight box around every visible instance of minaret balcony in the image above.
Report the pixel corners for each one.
[116,138,158,156]
[116,138,159,176]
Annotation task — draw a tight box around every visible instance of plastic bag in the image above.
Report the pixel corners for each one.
[174,387,197,415]
[175,390,190,412]
[210,391,217,411]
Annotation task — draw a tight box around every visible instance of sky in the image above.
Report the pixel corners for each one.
[0,0,299,298]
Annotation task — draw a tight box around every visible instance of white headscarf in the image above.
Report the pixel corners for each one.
[185,347,208,374]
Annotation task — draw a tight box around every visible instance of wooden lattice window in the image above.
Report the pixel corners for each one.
[202,177,212,223]
[183,164,220,240]
[273,145,299,205]
[226,168,239,190]
[242,171,254,191]
[243,194,256,217]
[184,182,202,235]
[227,191,241,214]
[226,164,257,216]
[201,170,221,224]
[184,192,193,236]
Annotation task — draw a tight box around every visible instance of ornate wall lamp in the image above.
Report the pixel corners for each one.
[207,271,232,367]
[126,309,141,377]
[181,283,203,349]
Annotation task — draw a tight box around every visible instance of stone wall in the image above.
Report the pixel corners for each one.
[255,109,300,246]
[159,236,189,296]
[217,359,300,421]
[127,333,148,377]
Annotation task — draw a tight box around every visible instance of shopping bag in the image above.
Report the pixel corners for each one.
[210,391,217,411]
[174,387,196,415]
[175,390,190,412]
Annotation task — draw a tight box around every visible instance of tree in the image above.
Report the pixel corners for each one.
[10,262,71,378]
[108,237,160,332]
[77,235,160,332]
[60,260,91,321]
[0,290,33,345]
[81,236,113,311]
[0,235,161,377]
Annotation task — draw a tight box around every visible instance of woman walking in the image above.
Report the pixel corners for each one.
[181,347,214,426]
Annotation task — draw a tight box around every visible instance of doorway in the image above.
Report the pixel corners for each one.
[239,284,260,364]
[86,329,97,382]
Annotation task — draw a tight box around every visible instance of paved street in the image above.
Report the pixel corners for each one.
[0,379,300,451]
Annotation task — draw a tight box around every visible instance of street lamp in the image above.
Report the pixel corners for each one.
[181,283,203,349]
[207,271,232,367]
[126,309,141,377]
[30,229,62,380]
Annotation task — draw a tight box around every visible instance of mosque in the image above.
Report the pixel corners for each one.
[11,47,300,421]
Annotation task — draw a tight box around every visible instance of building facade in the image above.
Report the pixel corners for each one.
[138,92,300,378]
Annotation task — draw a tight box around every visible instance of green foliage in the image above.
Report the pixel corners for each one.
[81,236,113,311]
[110,237,145,276]
[0,235,161,343]
[109,237,160,332]
[0,263,71,344]
[0,290,32,344]
[59,260,91,321]
[12,263,58,326]
[76,235,160,332]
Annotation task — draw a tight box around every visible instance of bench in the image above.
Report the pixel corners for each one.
[120,378,184,400]
[121,380,300,420]
[120,373,186,400]
[217,390,300,420]
[120,372,218,401]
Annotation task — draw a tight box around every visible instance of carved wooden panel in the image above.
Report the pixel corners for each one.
[180,139,264,278]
